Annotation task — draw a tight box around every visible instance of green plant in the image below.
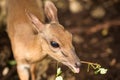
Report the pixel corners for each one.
[55,67,63,80]
[81,61,108,74]
[55,60,108,80]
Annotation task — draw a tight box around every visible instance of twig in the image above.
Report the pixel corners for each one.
[81,60,100,66]
[86,20,120,34]
[68,20,120,35]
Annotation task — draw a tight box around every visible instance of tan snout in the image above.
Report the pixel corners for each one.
[48,48,81,73]
[62,54,81,73]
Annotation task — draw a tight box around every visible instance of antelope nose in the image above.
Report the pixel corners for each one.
[75,62,81,68]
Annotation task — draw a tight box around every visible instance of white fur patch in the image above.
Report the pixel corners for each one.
[17,64,30,70]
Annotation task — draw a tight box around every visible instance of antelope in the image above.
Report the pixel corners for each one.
[7,0,81,80]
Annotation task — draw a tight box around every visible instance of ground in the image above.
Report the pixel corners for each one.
[0,0,120,80]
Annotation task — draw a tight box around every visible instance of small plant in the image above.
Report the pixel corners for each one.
[55,67,63,80]
[55,60,108,80]
[8,60,16,66]
[80,60,108,75]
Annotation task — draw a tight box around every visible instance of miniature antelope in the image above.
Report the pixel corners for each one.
[7,0,81,80]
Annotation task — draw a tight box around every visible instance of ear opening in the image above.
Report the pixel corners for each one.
[44,1,59,22]
[26,10,44,33]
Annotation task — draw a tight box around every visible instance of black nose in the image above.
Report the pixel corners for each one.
[75,62,81,68]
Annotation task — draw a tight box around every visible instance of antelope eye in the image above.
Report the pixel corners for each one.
[50,41,59,48]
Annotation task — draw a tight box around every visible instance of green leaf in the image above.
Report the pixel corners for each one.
[55,76,63,80]
[8,60,16,66]
[99,68,108,74]
[56,67,62,76]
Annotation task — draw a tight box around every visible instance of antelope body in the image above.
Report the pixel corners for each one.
[7,0,81,80]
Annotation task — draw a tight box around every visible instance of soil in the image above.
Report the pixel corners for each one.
[0,0,120,80]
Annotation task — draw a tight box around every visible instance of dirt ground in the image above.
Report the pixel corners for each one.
[0,0,120,80]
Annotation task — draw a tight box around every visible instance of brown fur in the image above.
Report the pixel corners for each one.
[7,0,81,80]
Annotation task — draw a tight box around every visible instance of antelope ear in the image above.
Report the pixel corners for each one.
[26,11,44,33]
[45,1,58,22]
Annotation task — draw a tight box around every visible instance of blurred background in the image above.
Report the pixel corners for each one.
[0,0,120,80]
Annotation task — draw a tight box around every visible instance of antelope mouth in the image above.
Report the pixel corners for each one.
[68,64,80,73]
[62,62,80,73]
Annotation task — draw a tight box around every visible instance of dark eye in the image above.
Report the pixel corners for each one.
[50,41,59,48]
